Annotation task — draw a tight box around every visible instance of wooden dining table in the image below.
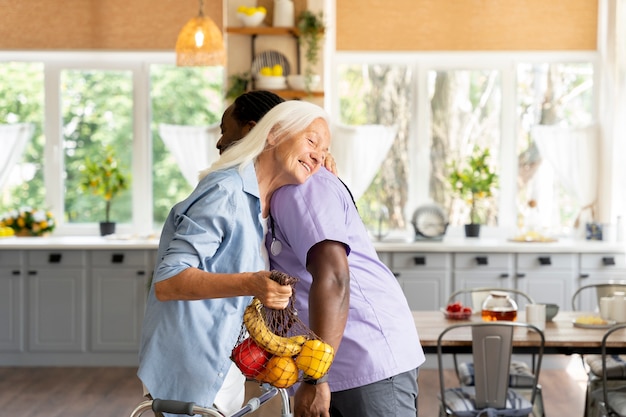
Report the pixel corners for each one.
[413,310,626,355]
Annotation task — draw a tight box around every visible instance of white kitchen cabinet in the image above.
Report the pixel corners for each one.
[91,250,151,351]
[515,253,576,309]
[390,252,452,310]
[0,250,24,351]
[27,250,86,352]
[576,253,626,311]
[453,253,515,306]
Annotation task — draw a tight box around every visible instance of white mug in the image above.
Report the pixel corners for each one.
[525,304,546,331]
[611,296,626,323]
[600,296,613,320]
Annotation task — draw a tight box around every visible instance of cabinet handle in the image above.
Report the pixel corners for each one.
[48,253,62,263]
[393,272,400,278]
[475,256,488,265]
[538,256,551,266]
[12,270,20,275]
[137,270,146,276]
[602,257,616,266]
[28,270,37,275]
[112,253,125,264]
[499,273,509,278]
[516,273,526,278]
[580,273,590,279]
[413,256,426,266]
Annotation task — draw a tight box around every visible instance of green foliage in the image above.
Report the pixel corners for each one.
[0,207,55,236]
[447,146,498,224]
[296,10,325,91]
[225,71,251,100]
[79,147,130,223]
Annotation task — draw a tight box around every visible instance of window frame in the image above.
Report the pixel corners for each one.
[0,51,193,236]
[330,50,599,238]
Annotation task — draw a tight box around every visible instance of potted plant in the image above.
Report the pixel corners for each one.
[447,146,498,237]
[296,10,325,92]
[225,71,251,100]
[79,146,130,236]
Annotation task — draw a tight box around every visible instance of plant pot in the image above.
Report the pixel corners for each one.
[99,222,116,236]
[464,223,481,238]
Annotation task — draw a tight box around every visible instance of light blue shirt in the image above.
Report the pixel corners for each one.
[138,164,265,409]
[266,168,425,392]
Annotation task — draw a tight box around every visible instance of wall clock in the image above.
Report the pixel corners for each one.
[411,204,448,241]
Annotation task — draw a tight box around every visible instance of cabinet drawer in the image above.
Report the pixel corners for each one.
[454,253,513,269]
[517,253,576,270]
[0,250,23,267]
[392,252,450,269]
[580,253,626,270]
[27,250,85,267]
[91,250,149,267]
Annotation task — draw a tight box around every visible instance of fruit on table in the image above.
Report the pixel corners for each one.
[295,339,334,379]
[259,356,299,388]
[0,227,15,237]
[575,315,608,325]
[243,298,303,357]
[259,65,284,77]
[231,338,271,378]
[446,301,472,314]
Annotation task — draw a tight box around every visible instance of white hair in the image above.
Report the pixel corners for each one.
[199,101,330,179]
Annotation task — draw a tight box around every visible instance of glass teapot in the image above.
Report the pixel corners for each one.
[481,290,518,321]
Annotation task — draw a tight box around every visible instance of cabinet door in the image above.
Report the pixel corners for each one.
[0,251,24,351]
[516,253,575,309]
[91,250,150,351]
[577,253,626,311]
[453,253,514,304]
[392,253,451,310]
[28,268,86,351]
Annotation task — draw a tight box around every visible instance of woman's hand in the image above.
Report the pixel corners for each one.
[324,152,337,176]
[251,271,293,309]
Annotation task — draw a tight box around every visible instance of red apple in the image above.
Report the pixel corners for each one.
[231,338,271,378]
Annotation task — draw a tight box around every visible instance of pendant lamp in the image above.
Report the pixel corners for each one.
[176,0,226,66]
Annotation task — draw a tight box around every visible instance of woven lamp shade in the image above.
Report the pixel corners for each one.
[176,15,226,66]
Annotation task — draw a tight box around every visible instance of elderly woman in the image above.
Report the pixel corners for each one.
[138,100,331,415]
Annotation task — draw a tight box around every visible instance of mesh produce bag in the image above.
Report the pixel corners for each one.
[231,270,334,388]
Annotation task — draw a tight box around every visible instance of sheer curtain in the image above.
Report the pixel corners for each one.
[0,123,35,190]
[330,124,397,200]
[532,124,599,226]
[158,123,221,187]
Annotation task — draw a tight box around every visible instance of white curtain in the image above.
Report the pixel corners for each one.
[0,123,35,190]
[532,124,598,225]
[158,123,221,187]
[330,124,397,200]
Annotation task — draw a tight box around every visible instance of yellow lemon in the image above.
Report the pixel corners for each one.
[260,66,273,76]
[237,5,247,13]
[257,6,267,14]
[272,64,283,76]
[261,356,299,388]
[295,339,334,379]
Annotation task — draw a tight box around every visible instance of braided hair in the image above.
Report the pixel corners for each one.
[232,90,285,125]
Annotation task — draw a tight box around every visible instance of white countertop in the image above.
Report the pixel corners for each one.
[1,234,625,253]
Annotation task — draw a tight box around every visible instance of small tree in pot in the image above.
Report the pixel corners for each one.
[447,146,498,237]
[79,146,130,236]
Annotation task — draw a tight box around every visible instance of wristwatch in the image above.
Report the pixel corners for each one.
[303,374,329,385]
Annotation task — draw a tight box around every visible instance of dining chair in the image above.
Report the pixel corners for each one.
[571,281,626,417]
[437,321,544,417]
[446,288,545,417]
[592,323,626,417]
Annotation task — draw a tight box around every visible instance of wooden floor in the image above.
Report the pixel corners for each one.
[0,361,588,417]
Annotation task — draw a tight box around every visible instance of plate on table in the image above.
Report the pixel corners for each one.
[572,317,616,329]
[440,308,472,320]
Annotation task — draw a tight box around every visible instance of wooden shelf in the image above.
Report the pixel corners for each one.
[226,26,299,37]
[262,89,324,99]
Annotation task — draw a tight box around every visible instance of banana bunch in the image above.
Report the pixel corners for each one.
[244,298,305,356]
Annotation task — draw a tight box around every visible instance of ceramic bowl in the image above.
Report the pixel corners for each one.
[255,75,287,90]
[544,303,559,321]
[287,74,321,91]
[237,11,266,27]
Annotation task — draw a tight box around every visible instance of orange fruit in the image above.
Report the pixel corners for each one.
[262,356,299,388]
[295,339,334,379]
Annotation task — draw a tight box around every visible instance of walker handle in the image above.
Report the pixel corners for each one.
[152,399,195,415]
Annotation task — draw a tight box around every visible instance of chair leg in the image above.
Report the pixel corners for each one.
[533,385,545,417]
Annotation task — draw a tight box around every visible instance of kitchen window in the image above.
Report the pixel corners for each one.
[0,52,224,235]
[332,52,597,239]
